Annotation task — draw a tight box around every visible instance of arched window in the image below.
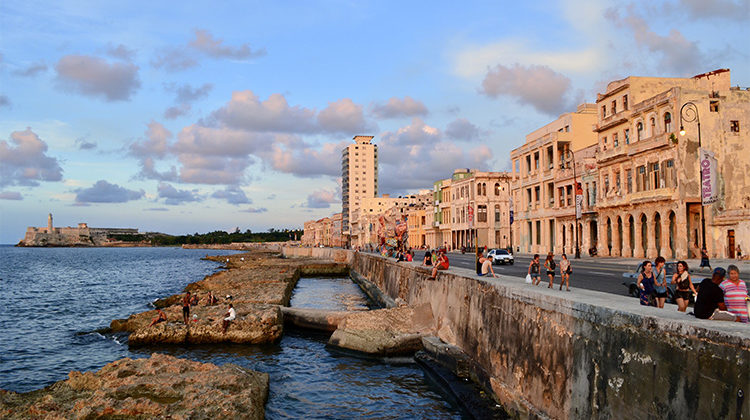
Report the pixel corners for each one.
[494,204,501,222]
[650,117,656,136]
[494,183,500,196]
[636,122,643,140]
[477,184,481,195]
[482,183,487,196]
[664,112,672,133]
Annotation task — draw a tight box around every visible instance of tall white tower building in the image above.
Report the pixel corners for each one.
[342,136,378,242]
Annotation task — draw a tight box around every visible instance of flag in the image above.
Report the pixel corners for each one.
[699,148,719,205]
[468,204,474,228]
[575,182,583,219]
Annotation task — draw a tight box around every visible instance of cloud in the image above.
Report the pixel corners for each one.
[164,104,191,119]
[75,137,97,150]
[0,128,64,187]
[189,29,266,59]
[370,96,428,119]
[264,140,346,177]
[55,55,140,101]
[13,62,48,77]
[607,8,706,75]
[305,189,338,208]
[317,98,371,133]
[0,95,9,108]
[144,207,169,211]
[163,83,213,119]
[212,91,318,133]
[130,121,172,159]
[106,44,136,61]
[75,180,144,203]
[445,118,481,141]
[151,48,198,72]
[0,191,23,200]
[241,206,267,213]
[480,63,576,116]
[157,182,202,205]
[211,185,251,204]
[670,0,750,20]
[379,118,441,148]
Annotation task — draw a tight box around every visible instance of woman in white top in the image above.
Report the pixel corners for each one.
[559,253,571,291]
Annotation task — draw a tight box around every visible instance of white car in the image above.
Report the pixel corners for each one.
[488,249,514,265]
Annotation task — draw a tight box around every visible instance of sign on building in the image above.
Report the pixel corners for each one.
[699,148,719,205]
[468,204,474,228]
[575,182,583,219]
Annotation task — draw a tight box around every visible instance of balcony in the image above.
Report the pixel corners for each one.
[627,133,672,156]
[597,145,627,163]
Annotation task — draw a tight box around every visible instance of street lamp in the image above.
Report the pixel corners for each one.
[679,101,706,252]
[570,149,581,259]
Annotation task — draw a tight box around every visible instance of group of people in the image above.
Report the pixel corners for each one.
[638,258,748,322]
[527,252,572,291]
[148,290,237,332]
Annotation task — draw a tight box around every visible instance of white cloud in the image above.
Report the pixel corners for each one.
[0,128,63,187]
[0,191,23,200]
[211,185,251,205]
[13,62,48,77]
[55,54,140,101]
[75,180,144,203]
[212,91,318,133]
[305,189,338,208]
[189,29,266,59]
[445,118,481,141]
[318,98,371,133]
[106,44,136,61]
[264,140,346,177]
[672,0,750,20]
[157,182,202,205]
[480,63,577,116]
[241,206,268,213]
[370,96,428,119]
[151,48,198,72]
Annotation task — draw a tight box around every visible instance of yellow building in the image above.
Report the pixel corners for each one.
[593,69,748,259]
[510,104,599,255]
[407,208,427,248]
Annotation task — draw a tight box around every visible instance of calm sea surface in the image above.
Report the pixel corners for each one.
[0,246,461,419]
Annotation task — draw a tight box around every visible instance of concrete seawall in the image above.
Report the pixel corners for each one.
[282,247,749,419]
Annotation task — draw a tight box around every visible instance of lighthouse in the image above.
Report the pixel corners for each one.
[48,213,53,234]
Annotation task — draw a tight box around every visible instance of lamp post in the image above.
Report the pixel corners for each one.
[570,149,581,259]
[679,101,706,252]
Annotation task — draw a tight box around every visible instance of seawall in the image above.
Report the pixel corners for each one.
[282,247,750,419]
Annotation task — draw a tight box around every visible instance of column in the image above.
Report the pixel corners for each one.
[612,220,622,257]
[597,219,608,257]
[622,217,632,258]
[645,213,658,259]
[582,221,590,255]
[661,218,672,259]
[675,209,688,259]
[633,217,644,258]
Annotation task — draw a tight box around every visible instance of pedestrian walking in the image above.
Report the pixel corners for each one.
[737,245,742,260]
[672,260,697,312]
[653,256,668,308]
[637,260,656,306]
[699,247,711,269]
[559,253,571,291]
[528,254,541,285]
[544,252,556,289]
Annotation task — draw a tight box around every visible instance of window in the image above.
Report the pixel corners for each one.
[482,183,487,196]
[626,169,633,194]
[477,184,482,195]
[637,165,648,191]
[731,120,740,132]
[611,100,617,114]
[478,205,487,222]
[534,152,540,170]
[624,128,630,145]
[623,95,628,110]
[637,122,643,140]
[534,186,540,206]
[613,133,619,147]
[494,183,500,196]
[547,183,554,207]
[615,171,621,193]
[592,182,597,205]
[526,155,532,174]
[664,112,672,132]
[710,101,719,112]
[527,188,532,209]
[495,205,500,223]
[649,162,661,188]
[558,187,565,207]
[650,117,656,136]
[602,136,607,151]
[565,125,570,132]
[664,160,676,188]
[566,185,573,206]
[604,175,610,197]
[585,182,590,206]
[601,105,607,118]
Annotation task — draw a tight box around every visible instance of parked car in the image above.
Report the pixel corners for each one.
[622,262,707,304]
[488,248,514,265]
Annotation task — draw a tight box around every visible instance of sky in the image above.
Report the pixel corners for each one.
[1,0,749,243]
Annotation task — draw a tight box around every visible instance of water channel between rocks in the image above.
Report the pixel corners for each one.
[133,276,464,419]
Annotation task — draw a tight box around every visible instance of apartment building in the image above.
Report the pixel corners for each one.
[342,136,378,242]
[593,69,749,259]
[510,104,599,255]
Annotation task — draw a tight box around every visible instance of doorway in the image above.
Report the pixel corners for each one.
[728,230,736,258]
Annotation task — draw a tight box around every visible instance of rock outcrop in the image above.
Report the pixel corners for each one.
[0,353,268,419]
[327,303,436,356]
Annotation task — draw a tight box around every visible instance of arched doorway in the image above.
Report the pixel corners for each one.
[640,214,648,258]
[629,215,635,255]
[617,216,623,255]
[607,217,613,256]
[562,225,566,254]
[668,211,676,259]
[590,220,598,254]
[654,212,662,257]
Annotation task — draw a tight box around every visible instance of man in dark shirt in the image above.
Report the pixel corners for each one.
[694,268,729,319]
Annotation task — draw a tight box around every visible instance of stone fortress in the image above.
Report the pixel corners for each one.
[18,213,140,247]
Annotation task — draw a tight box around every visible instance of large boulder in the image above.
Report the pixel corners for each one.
[0,353,268,419]
[128,304,282,345]
[328,303,436,356]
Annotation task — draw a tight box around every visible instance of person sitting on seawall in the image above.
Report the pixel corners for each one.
[428,250,449,280]
[405,251,413,262]
[653,256,668,308]
[637,260,656,306]
[671,261,697,312]
[720,265,749,323]
[222,303,236,333]
[475,248,484,276]
[478,255,497,278]
[694,267,737,321]
[148,308,167,327]
[422,250,433,267]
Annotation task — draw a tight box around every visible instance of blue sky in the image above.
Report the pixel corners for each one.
[1,0,749,243]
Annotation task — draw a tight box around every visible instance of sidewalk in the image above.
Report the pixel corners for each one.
[510,252,750,271]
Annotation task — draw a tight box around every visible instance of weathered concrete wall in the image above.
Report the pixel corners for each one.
[282,247,354,265]
[284,247,749,419]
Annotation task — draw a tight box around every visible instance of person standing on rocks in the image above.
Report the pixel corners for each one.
[182,292,192,324]
[222,303,236,333]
